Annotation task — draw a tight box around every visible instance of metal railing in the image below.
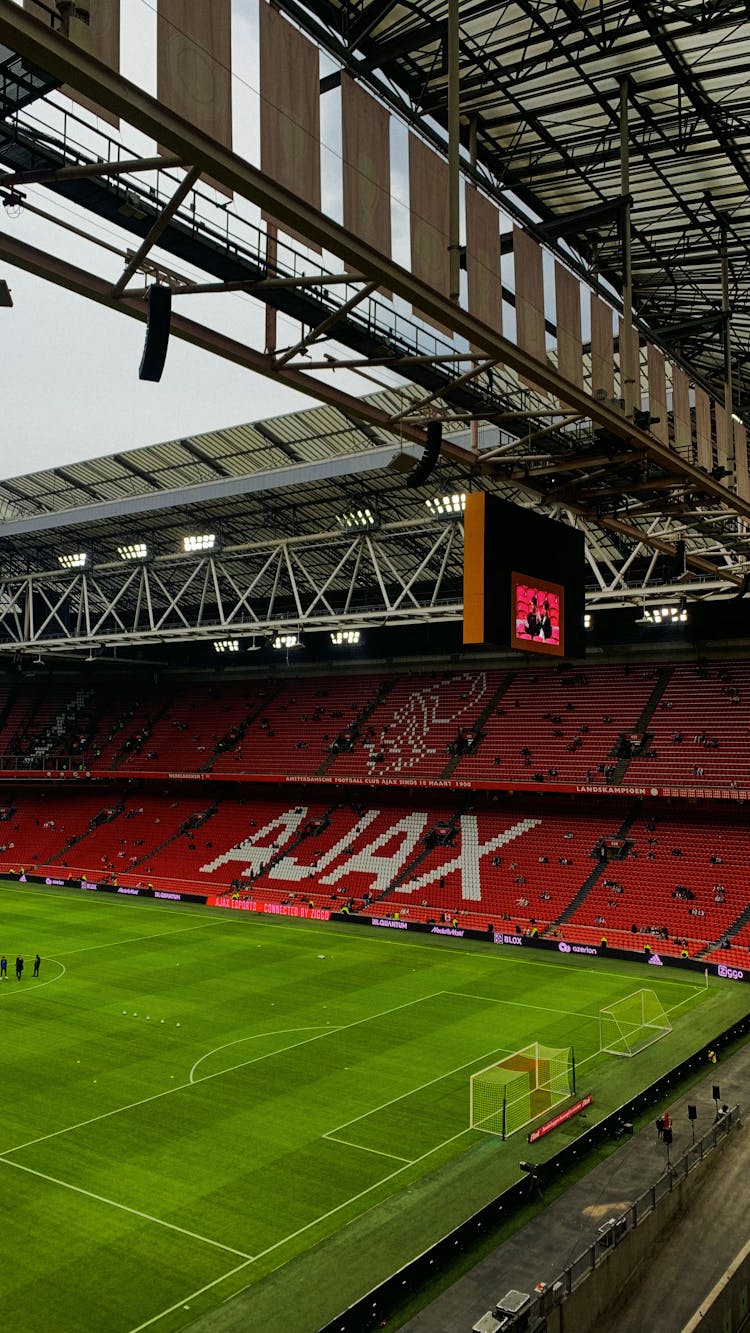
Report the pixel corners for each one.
[515,1105,742,1329]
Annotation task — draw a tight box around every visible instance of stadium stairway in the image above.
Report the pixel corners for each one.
[244,801,343,886]
[697,895,750,959]
[610,665,674,783]
[127,801,218,872]
[56,797,125,858]
[201,681,285,772]
[554,801,640,926]
[315,676,400,776]
[439,671,517,778]
[108,689,178,769]
[384,799,466,895]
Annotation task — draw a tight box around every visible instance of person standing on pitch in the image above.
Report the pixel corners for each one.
[33,953,40,978]
[15,954,23,980]
[0,954,6,980]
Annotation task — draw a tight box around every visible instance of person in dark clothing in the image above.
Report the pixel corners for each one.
[33,953,40,978]
[0,954,6,980]
[15,954,23,980]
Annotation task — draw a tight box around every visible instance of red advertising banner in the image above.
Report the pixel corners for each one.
[209,897,331,921]
[528,1093,592,1143]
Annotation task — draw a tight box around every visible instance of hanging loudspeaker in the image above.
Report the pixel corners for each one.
[139,284,172,382]
[406,420,442,488]
[668,539,686,579]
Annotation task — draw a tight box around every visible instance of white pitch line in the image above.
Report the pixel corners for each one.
[323,1135,413,1163]
[0,959,66,999]
[53,920,223,957]
[130,1046,617,1333]
[251,1123,473,1263]
[324,1041,513,1140]
[0,991,445,1157]
[443,988,596,1020]
[0,1155,252,1259]
[666,987,707,1017]
[129,1121,476,1333]
[189,1027,335,1083]
[127,1258,255,1333]
[0,881,196,917]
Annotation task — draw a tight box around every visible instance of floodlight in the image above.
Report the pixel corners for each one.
[213,639,239,653]
[117,543,147,561]
[583,613,592,629]
[337,507,374,530]
[273,633,300,649]
[425,493,466,516]
[331,629,361,645]
[183,533,216,553]
[58,552,87,570]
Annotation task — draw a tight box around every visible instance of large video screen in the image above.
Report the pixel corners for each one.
[463,494,585,657]
[510,574,565,657]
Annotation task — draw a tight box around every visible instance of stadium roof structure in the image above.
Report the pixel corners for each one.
[0,2,749,654]
[295,0,750,406]
[0,383,742,658]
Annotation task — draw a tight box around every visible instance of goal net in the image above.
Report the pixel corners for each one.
[599,988,671,1057]
[470,1043,576,1139]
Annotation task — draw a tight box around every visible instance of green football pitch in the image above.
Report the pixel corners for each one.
[1,882,748,1333]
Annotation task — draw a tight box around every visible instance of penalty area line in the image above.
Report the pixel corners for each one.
[0,1155,252,1260]
[323,1135,413,1163]
[131,1121,476,1333]
[127,1258,255,1333]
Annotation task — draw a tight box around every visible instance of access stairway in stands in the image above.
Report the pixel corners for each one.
[554,800,641,925]
[440,672,517,778]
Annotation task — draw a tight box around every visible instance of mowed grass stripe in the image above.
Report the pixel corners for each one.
[0,1155,253,1257]
[0,882,743,1333]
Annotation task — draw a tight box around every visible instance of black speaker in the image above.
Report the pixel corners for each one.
[663,1127,673,1145]
[713,1085,721,1101]
[139,284,172,382]
[688,1104,697,1121]
[406,420,442,488]
[668,540,686,579]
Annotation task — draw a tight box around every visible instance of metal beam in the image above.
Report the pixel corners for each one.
[0,447,422,539]
[111,165,201,298]
[0,2,747,520]
[1,152,183,188]
[0,522,463,651]
[0,229,468,459]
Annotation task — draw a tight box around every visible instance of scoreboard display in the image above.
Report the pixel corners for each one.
[463,493,585,657]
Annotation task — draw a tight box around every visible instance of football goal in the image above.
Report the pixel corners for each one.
[470,1042,576,1139]
[599,988,672,1057]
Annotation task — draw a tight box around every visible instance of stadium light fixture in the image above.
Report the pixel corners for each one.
[425,493,465,516]
[641,605,687,626]
[331,629,361,646]
[117,543,148,561]
[213,639,239,653]
[183,533,216,553]
[583,612,592,630]
[58,552,88,570]
[273,633,300,649]
[337,507,374,530]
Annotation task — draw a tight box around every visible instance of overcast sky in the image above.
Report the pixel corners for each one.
[0,0,532,485]
[0,0,348,481]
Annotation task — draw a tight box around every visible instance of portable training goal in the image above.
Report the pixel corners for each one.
[470,1042,576,1139]
[599,988,671,1057]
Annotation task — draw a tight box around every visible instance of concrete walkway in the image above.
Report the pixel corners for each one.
[401,1043,750,1333]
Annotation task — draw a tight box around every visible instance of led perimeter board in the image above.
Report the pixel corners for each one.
[463,493,585,657]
